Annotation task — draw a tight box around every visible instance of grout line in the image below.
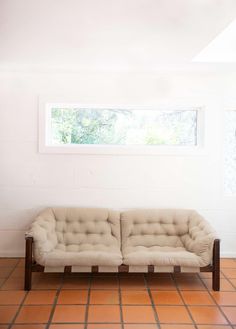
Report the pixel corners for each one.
[8,292,29,329]
[197,272,232,326]
[84,273,92,329]
[144,273,161,329]
[171,273,198,329]
[0,259,20,290]
[45,272,64,329]
[7,259,29,329]
[118,273,125,329]
[220,270,236,289]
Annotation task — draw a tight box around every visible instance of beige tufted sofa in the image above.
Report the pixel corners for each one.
[25,208,220,290]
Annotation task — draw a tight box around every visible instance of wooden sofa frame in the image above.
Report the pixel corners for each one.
[24,237,220,291]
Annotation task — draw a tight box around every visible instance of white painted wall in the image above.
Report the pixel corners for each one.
[0,70,236,257]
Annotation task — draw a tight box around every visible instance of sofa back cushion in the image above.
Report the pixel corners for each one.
[52,207,121,251]
[121,209,195,250]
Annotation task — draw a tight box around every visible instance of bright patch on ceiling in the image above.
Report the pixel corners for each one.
[193,19,236,62]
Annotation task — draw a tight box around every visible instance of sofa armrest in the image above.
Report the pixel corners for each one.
[26,208,58,254]
[181,215,218,264]
[183,232,217,255]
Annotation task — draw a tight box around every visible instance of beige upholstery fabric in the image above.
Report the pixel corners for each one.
[121,209,217,267]
[28,207,217,269]
[28,208,122,267]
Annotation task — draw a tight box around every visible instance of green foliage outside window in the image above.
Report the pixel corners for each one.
[51,108,197,146]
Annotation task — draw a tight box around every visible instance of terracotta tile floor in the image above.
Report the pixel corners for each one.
[1,258,236,328]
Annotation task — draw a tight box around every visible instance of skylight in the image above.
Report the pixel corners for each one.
[193,19,236,62]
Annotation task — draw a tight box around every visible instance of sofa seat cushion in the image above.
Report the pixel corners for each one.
[41,246,122,267]
[123,245,202,267]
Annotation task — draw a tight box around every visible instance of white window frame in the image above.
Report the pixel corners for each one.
[38,99,205,155]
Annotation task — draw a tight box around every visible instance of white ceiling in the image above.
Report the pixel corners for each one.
[1,0,236,71]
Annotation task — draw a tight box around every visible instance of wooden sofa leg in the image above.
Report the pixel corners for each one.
[212,239,220,291]
[24,237,33,291]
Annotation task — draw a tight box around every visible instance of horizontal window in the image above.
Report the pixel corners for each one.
[50,107,197,146]
[39,103,204,154]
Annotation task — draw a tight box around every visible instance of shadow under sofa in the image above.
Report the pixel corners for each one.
[24,207,220,291]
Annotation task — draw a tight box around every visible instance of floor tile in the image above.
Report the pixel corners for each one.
[0,305,18,324]
[222,269,236,279]
[188,306,228,324]
[0,278,5,287]
[15,305,52,323]
[155,305,192,324]
[122,305,156,323]
[0,291,26,304]
[10,267,25,278]
[175,277,206,290]
[197,325,232,329]
[57,290,88,304]
[88,305,120,323]
[0,267,14,279]
[120,277,146,290]
[62,277,90,289]
[221,306,236,324]
[90,277,119,289]
[33,276,62,290]
[121,290,151,304]
[229,279,236,288]
[11,324,46,329]
[24,290,56,305]
[16,259,25,267]
[0,259,19,267]
[52,305,86,322]
[202,278,235,291]
[198,272,212,279]
[49,325,84,329]
[160,325,195,329]
[90,290,119,304]
[87,325,121,329]
[32,273,44,282]
[221,259,236,268]
[151,291,183,305]
[211,291,236,305]
[181,291,215,305]
[147,277,176,290]
[1,277,24,290]
[124,325,158,329]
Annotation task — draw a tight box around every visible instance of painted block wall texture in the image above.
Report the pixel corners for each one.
[0,71,236,256]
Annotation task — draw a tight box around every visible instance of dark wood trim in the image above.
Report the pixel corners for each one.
[24,236,33,290]
[200,265,213,272]
[92,266,99,273]
[31,264,45,272]
[118,264,129,273]
[212,238,220,291]
[174,265,181,273]
[64,266,72,273]
[148,265,154,273]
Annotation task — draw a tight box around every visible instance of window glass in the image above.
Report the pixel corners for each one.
[49,107,198,146]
